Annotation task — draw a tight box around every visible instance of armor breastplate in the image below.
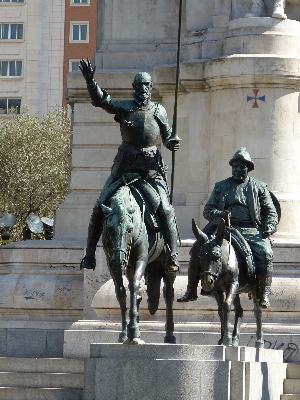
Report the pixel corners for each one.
[120,104,160,148]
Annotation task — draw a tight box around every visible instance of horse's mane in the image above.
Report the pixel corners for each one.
[109,186,136,221]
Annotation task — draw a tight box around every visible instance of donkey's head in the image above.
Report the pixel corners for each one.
[192,218,226,292]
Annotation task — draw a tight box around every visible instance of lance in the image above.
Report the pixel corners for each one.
[169,0,183,205]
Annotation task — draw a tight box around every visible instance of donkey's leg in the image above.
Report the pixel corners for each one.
[214,291,225,345]
[126,260,147,342]
[252,288,264,348]
[232,294,243,347]
[223,282,239,346]
[110,266,128,342]
[163,268,176,344]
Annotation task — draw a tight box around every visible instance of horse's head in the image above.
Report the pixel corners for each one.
[101,196,135,269]
[192,218,226,292]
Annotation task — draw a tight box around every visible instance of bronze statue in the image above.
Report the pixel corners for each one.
[101,183,176,343]
[245,0,287,19]
[190,217,264,347]
[79,59,180,273]
[178,147,279,309]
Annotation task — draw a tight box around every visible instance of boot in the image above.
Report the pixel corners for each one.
[80,206,103,270]
[168,253,180,273]
[257,275,272,308]
[272,0,286,19]
[245,0,265,17]
[159,208,180,273]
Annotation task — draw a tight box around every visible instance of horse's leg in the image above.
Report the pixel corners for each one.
[126,260,147,343]
[232,294,243,347]
[252,288,264,348]
[145,260,162,316]
[222,282,239,346]
[214,291,225,345]
[110,266,128,342]
[163,269,176,344]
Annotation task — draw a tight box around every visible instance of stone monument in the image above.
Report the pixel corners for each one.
[59,0,300,364]
[1,1,300,384]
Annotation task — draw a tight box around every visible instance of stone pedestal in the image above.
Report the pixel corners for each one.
[83,344,286,400]
[63,240,300,364]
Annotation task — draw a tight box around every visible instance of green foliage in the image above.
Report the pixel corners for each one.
[0,108,71,242]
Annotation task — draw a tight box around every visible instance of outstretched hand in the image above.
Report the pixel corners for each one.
[79,59,95,84]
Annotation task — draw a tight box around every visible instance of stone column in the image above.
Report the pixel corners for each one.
[206,17,300,239]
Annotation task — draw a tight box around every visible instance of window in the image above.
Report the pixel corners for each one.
[70,22,88,42]
[0,98,21,114]
[0,61,22,77]
[71,0,88,4]
[69,60,80,72]
[0,0,24,3]
[0,23,23,40]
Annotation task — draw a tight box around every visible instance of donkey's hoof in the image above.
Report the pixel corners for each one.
[255,339,264,349]
[164,335,176,344]
[118,332,128,343]
[124,338,145,345]
[223,336,232,346]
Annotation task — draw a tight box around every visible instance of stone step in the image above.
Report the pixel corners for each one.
[283,379,300,395]
[286,363,300,379]
[0,372,83,389]
[0,357,84,374]
[281,396,300,400]
[0,387,82,400]
[0,357,84,399]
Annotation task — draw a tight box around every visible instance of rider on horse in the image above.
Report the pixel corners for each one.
[79,60,180,273]
[179,147,279,308]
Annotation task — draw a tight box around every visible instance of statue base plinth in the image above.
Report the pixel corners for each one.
[83,343,286,400]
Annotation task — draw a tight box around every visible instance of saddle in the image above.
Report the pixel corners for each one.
[102,172,162,231]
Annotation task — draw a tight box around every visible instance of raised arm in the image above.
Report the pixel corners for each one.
[79,59,104,105]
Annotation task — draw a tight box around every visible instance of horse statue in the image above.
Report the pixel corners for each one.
[190,217,264,348]
[101,184,176,344]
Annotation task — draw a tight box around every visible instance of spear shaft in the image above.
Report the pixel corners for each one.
[170,0,183,205]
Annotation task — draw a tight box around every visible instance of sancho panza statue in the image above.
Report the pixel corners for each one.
[179,148,278,308]
[79,59,180,272]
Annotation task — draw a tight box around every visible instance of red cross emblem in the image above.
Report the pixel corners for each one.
[247,89,265,108]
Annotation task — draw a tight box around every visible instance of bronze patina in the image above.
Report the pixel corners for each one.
[79,59,180,273]
[78,60,180,343]
[179,147,279,310]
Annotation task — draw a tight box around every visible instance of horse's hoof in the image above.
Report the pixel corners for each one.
[127,326,140,340]
[218,338,223,345]
[123,338,145,345]
[255,339,264,349]
[164,335,176,344]
[232,338,239,347]
[118,332,128,343]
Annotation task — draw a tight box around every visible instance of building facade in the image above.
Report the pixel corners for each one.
[0,0,65,116]
[0,0,97,116]
[63,0,97,107]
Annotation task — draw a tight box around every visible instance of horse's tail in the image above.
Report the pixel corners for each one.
[145,261,162,315]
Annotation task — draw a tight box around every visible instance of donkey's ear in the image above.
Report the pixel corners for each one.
[216,218,225,246]
[192,218,208,244]
[101,204,112,215]
[127,207,136,214]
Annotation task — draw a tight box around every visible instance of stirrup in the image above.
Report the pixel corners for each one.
[80,254,96,270]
